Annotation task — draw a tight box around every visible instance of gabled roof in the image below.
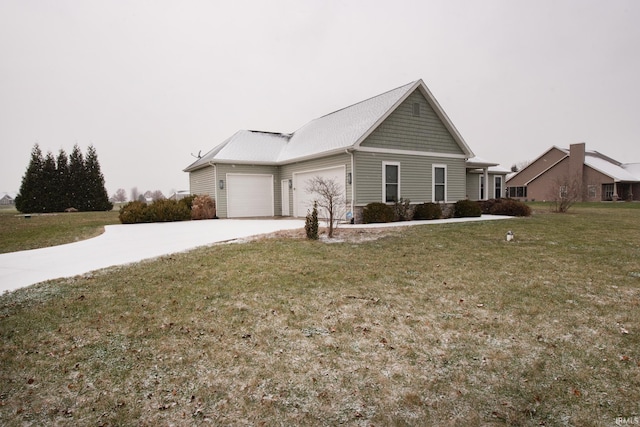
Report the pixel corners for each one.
[585,154,640,182]
[185,80,473,172]
[622,163,640,179]
[507,144,640,184]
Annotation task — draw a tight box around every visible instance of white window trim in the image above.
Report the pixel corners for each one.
[432,164,447,203]
[382,161,400,203]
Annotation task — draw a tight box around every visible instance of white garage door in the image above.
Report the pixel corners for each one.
[227,174,274,217]
[293,166,346,218]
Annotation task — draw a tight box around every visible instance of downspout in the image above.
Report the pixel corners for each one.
[208,161,217,206]
[346,149,355,221]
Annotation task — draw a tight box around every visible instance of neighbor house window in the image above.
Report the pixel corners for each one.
[479,175,485,200]
[383,162,400,202]
[588,185,597,199]
[603,184,614,200]
[433,165,446,202]
[508,186,527,198]
[494,176,502,198]
[559,185,568,198]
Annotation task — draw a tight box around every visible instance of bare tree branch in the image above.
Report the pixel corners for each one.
[305,176,346,238]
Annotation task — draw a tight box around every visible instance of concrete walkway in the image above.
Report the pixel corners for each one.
[0,215,512,294]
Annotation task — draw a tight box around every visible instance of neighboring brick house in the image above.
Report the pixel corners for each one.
[506,143,640,202]
[185,80,505,221]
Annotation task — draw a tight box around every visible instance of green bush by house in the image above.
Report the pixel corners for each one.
[478,198,532,217]
[119,199,191,224]
[412,202,442,220]
[454,199,482,218]
[363,202,395,224]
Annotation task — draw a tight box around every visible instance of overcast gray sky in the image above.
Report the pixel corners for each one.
[1,0,639,198]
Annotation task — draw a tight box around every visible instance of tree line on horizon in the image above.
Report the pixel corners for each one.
[15,144,113,213]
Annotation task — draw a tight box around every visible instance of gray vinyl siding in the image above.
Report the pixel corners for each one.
[354,152,466,205]
[215,164,279,218]
[466,173,481,200]
[361,90,464,155]
[189,166,216,198]
[280,153,352,215]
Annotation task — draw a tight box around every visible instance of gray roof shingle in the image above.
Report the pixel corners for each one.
[185,80,472,171]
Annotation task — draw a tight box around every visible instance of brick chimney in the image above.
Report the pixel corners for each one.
[569,143,585,200]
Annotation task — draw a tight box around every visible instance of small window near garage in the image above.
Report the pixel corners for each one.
[588,185,597,199]
[383,162,399,203]
[412,102,420,117]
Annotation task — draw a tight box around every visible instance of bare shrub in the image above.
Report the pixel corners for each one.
[305,176,346,238]
[191,195,216,220]
[549,175,583,213]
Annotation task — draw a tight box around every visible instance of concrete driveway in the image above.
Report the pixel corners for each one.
[0,215,513,294]
[0,219,304,293]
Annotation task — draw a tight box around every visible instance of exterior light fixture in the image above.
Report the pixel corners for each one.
[219,180,224,190]
[288,179,292,189]
[347,172,352,185]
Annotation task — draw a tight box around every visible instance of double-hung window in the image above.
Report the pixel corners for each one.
[383,162,400,203]
[494,176,502,198]
[433,165,446,202]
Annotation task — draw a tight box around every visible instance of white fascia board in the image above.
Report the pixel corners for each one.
[523,157,567,186]
[417,81,474,158]
[352,80,422,150]
[357,146,468,159]
[583,164,620,183]
[352,80,474,158]
[507,146,568,183]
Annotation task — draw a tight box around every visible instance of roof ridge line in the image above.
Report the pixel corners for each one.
[312,80,419,121]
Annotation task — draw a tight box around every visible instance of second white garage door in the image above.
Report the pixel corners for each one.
[293,166,346,218]
[227,174,274,217]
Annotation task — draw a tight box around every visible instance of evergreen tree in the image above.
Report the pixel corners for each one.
[41,151,57,212]
[68,144,85,210]
[15,144,44,213]
[16,143,112,213]
[84,145,112,211]
[55,149,70,211]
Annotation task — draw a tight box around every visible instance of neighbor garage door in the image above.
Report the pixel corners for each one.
[227,174,274,217]
[293,166,345,217]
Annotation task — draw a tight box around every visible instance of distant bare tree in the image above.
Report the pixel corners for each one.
[511,160,532,173]
[549,174,584,213]
[150,190,165,201]
[111,188,127,203]
[130,187,140,202]
[305,176,346,238]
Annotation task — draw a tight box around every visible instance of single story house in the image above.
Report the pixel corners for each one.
[506,142,640,201]
[0,192,16,206]
[184,80,507,222]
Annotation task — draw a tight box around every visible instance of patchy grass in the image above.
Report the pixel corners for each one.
[0,210,119,254]
[0,204,639,426]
